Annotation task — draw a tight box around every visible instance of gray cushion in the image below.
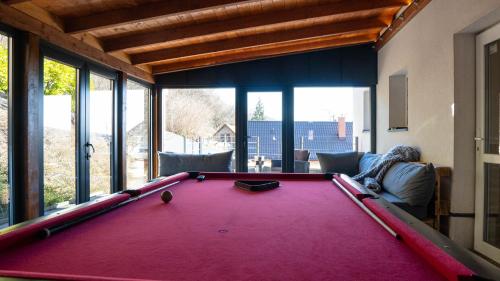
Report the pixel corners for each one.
[382,162,435,207]
[379,192,428,219]
[317,152,361,176]
[358,153,381,173]
[158,150,233,176]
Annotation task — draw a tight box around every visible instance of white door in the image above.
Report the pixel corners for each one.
[475,22,500,263]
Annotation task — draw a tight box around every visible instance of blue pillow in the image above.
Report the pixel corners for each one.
[382,162,435,207]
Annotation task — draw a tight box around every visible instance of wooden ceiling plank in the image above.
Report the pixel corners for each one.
[65,0,254,34]
[12,1,65,31]
[152,33,377,74]
[376,0,431,49]
[103,0,407,52]
[0,2,154,83]
[131,17,386,65]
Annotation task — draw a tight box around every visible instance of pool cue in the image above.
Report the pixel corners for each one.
[333,178,400,239]
[41,181,182,238]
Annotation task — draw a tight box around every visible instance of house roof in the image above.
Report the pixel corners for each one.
[247,120,353,160]
[214,123,236,135]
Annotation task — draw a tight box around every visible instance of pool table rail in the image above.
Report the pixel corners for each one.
[0,172,498,281]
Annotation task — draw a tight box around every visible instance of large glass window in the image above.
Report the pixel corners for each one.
[89,73,114,198]
[126,80,150,188]
[162,88,236,170]
[43,58,77,213]
[0,34,10,228]
[294,87,371,173]
[247,91,282,173]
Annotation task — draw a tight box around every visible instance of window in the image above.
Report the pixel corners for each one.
[294,87,371,173]
[162,88,235,169]
[0,33,10,228]
[126,80,150,188]
[247,91,282,173]
[43,58,77,213]
[389,74,408,130]
[89,72,114,198]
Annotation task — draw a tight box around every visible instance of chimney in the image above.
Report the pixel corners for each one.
[338,117,346,139]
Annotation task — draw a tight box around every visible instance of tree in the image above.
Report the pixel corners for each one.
[251,98,265,120]
[0,36,8,95]
[43,58,77,113]
[165,89,235,140]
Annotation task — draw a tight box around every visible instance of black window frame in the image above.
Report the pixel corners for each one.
[0,24,15,226]
[39,42,152,212]
[125,77,154,185]
[159,84,376,174]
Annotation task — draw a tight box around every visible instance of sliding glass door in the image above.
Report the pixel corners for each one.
[247,91,283,173]
[88,72,114,199]
[43,58,78,212]
[42,56,117,214]
[0,33,11,228]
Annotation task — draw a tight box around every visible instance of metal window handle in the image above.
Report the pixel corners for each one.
[85,142,95,159]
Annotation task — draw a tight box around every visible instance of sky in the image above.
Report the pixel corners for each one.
[248,87,359,121]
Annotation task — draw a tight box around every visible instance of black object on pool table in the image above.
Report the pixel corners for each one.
[196,175,206,181]
[161,190,173,203]
[235,180,279,192]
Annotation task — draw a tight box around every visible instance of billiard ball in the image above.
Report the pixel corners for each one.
[161,190,173,203]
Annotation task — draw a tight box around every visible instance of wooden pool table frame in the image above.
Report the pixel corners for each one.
[0,172,498,281]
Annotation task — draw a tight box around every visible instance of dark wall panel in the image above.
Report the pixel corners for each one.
[155,44,377,87]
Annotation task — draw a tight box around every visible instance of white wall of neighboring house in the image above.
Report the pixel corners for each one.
[44,95,72,130]
[377,0,500,248]
[352,88,371,152]
[126,89,146,132]
[89,90,113,135]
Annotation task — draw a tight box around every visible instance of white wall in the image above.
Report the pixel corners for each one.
[377,0,500,248]
[352,88,371,152]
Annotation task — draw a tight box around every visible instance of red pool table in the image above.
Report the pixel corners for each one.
[0,172,497,281]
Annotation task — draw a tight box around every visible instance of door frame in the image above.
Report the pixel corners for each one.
[475,21,500,262]
[86,65,118,199]
[40,44,118,210]
[242,87,288,173]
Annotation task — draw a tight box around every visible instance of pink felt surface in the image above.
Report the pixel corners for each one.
[363,199,474,281]
[0,179,447,281]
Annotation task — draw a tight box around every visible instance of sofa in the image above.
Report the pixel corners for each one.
[158,150,233,176]
[317,151,436,219]
[270,149,311,173]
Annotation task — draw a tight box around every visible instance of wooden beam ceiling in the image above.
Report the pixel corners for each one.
[152,33,378,74]
[376,0,432,49]
[131,18,387,65]
[65,0,250,34]
[0,2,154,83]
[102,0,407,52]
[2,0,429,76]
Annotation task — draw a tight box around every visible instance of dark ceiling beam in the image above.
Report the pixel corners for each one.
[65,0,253,34]
[103,0,408,52]
[131,17,386,65]
[1,0,30,5]
[152,33,377,74]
